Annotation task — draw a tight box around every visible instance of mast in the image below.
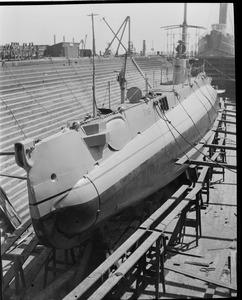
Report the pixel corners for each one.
[128,16,131,54]
[161,3,205,55]
[88,13,98,117]
[182,3,187,45]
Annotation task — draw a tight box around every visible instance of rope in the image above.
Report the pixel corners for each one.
[190,84,211,123]
[0,97,27,138]
[154,105,189,160]
[203,58,235,81]
[155,103,236,174]
[173,90,207,144]
[194,79,218,115]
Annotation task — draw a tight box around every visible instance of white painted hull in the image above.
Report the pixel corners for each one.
[15,75,219,248]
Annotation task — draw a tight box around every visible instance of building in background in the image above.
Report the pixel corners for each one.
[44,42,80,58]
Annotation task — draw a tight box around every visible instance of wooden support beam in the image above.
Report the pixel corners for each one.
[176,128,219,166]
[10,247,52,300]
[223,109,236,114]
[217,119,236,125]
[221,113,236,118]
[176,143,207,165]
[87,231,164,300]
[73,241,93,287]
[156,185,202,234]
[62,229,147,300]
[212,129,236,136]
[224,101,236,107]
[210,151,222,161]
[164,263,237,291]
[197,166,210,184]
[140,185,189,230]
[63,185,193,300]
[32,266,78,300]
[229,250,237,297]
[184,159,236,170]
[1,219,32,256]
[183,184,202,201]
[3,236,39,293]
[200,143,236,151]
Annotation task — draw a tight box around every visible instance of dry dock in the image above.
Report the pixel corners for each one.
[1,100,237,299]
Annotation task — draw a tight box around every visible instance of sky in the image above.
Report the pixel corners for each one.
[0,2,235,54]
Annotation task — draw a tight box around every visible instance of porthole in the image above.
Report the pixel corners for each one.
[51,173,57,182]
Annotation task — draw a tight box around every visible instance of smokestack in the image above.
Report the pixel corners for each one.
[54,35,56,44]
[143,40,146,56]
[73,38,74,43]
[219,3,228,25]
[63,36,65,43]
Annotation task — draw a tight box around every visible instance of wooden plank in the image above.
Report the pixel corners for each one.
[184,184,202,201]
[3,236,39,290]
[210,151,222,161]
[32,267,77,300]
[176,143,206,165]
[63,184,203,300]
[1,219,32,256]
[62,229,147,300]
[0,186,21,229]
[156,185,202,232]
[223,109,236,113]
[200,143,236,151]
[73,240,93,287]
[176,129,215,165]
[63,185,190,299]
[204,249,230,298]
[11,247,52,300]
[230,250,237,297]
[165,263,237,291]
[213,129,236,135]
[87,231,163,300]
[140,185,189,230]
[224,102,236,107]
[216,119,236,125]
[197,166,210,184]
[221,113,236,118]
[185,159,237,170]
[112,220,140,251]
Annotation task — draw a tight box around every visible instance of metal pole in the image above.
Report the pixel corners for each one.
[103,17,128,55]
[108,81,111,109]
[116,19,128,56]
[88,13,98,117]
[182,3,188,45]
[128,16,131,54]
[145,73,148,96]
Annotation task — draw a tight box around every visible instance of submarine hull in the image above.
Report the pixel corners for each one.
[17,76,219,249]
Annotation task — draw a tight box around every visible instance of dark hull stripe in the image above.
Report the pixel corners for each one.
[30,188,72,206]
